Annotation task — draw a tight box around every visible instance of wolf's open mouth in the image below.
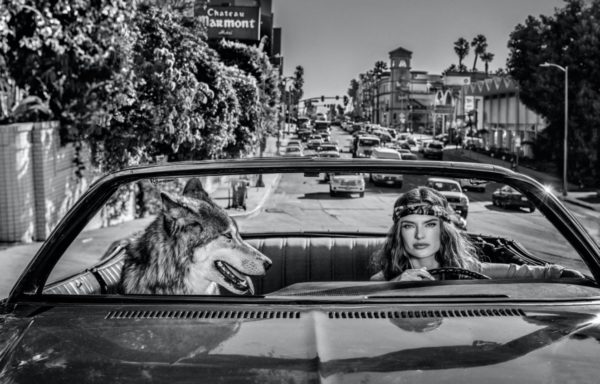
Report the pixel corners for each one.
[214,260,249,291]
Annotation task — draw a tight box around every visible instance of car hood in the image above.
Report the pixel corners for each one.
[318,151,340,157]
[1,304,600,383]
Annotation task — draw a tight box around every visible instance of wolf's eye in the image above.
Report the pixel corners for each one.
[223,232,233,241]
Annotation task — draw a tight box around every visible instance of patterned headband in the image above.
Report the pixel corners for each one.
[393,203,451,223]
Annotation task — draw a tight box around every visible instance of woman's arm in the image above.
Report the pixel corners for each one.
[474,262,582,279]
[370,271,385,281]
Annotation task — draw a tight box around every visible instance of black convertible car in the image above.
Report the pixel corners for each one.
[1,158,600,383]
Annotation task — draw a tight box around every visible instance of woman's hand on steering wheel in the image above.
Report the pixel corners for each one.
[427,267,491,280]
[391,267,435,282]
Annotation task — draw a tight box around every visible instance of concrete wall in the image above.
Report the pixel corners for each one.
[0,122,92,242]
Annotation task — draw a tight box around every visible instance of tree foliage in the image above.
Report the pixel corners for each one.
[507,0,600,185]
[0,0,138,143]
[480,52,495,75]
[453,37,470,69]
[0,0,281,171]
[471,34,488,71]
[115,4,242,166]
[290,65,304,107]
[214,37,280,139]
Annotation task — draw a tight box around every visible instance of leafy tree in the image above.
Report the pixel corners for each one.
[0,0,138,145]
[471,34,488,71]
[453,37,470,70]
[373,60,387,75]
[290,65,304,110]
[442,64,458,75]
[347,78,359,100]
[99,4,243,169]
[347,78,359,115]
[215,37,280,140]
[507,0,600,186]
[480,52,495,75]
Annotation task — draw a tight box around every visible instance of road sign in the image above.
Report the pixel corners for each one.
[465,96,474,112]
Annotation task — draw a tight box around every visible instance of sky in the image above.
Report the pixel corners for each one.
[272,0,566,100]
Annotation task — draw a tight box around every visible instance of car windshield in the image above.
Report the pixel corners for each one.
[3,1,599,306]
[42,165,595,299]
[359,138,379,146]
[319,145,337,151]
[429,181,461,192]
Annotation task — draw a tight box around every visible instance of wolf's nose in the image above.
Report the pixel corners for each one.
[263,261,272,271]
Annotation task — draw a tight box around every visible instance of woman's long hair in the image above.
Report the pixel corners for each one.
[371,187,479,280]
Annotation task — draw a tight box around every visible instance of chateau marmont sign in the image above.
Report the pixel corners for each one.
[203,6,261,41]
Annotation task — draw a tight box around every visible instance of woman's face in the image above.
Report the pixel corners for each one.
[399,214,441,260]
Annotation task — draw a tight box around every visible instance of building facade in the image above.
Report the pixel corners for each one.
[357,46,474,135]
[463,77,546,158]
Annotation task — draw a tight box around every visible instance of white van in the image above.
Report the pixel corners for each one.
[370,147,403,187]
[354,135,381,158]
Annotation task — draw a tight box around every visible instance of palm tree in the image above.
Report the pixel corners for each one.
[471,34,488,72]
[373,60,387,76]
[480,52,495,75]
[453,38,470,71]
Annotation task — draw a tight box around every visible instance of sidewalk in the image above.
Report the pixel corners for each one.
[0,135,282,297]
[445,146,600,212]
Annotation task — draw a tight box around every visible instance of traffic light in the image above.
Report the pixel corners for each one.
[343,95,349,106]
[335,95,339,100]
[321,95,325,102]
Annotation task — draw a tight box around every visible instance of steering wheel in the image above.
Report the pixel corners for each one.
[427,267,491,280]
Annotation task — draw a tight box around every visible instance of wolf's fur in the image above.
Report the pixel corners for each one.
[118,178,271,295]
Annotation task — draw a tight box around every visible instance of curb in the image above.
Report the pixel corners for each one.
[561,197,598,212]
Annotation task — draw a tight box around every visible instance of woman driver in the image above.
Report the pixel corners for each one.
[370,186,585,281]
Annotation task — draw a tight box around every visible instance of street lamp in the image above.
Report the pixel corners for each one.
[539,62,569,197]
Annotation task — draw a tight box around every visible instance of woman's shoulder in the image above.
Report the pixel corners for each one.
[370,271,386,281]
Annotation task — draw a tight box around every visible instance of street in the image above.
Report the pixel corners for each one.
[237,126,597,273]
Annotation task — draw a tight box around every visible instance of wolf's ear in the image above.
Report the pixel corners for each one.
[182,177,212,203]
[160,192,191,237]
[161,192,187,217]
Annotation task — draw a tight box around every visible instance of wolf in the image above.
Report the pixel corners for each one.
[118,178,271,295]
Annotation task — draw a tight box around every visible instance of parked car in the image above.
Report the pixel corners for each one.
[282,145,304,157]
[459,178,488,192]
[423,140,444,160]
[316,143,340,158]
[1,159,598,383]
[434,133,449,145]
[369,147,403,187]
[319,132,331,143]
[406,138,418,152]
[297,128,312,141]
[426,177,469,218]
[329,172,365,197]
[492,185,536,212]
[400,152,418,160]
[286,140,303,150]
[489,146,514,161]
[306,138,322,150]
[464,137,485,151]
